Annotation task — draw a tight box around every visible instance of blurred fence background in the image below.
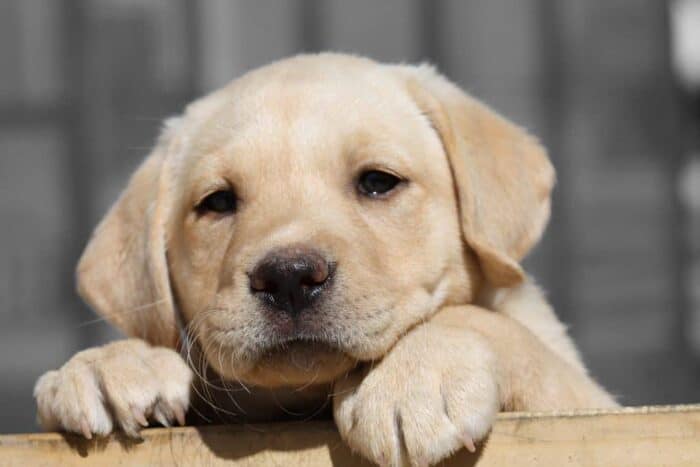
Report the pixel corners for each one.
[1,0,699,433]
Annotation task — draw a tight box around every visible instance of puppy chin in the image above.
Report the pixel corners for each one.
[213,341,356,388]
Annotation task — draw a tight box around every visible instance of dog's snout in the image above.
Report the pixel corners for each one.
[250,247,332,315]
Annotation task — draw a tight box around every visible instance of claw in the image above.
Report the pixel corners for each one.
[122,424,143,440]
[80,417,92,439]
[153,406,172,428]
[173,404,186,427]
[463,434,476,453]
[133,408,149,427]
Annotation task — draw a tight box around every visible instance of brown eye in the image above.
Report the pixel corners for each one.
[197,190,237,214]
[358,170,402,197]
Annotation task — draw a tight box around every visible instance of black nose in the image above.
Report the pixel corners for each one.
[249,247,332,316]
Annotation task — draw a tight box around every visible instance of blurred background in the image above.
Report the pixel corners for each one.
[1,0,700,433]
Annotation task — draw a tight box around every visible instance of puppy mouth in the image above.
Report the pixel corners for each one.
[260,333,343,358]
[257,303,345,354]
[244,335,355,387]
[262,337,338,358]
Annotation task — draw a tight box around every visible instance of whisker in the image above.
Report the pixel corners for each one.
[216,341,248,415]
[189,376,240,420]
[295,363,321,392]
[190,341,240,420]
[228,347,252,394]
[74,298,169,328]
[269,390,306,417]
[299,395,331,423]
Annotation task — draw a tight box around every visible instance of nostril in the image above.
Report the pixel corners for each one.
[317,268,329,284]
[249,247,334,315]
[305,260,330,286]
[249,273,268,292]
[300,276,319,288]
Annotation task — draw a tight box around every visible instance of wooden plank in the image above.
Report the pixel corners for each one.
[1,405,699,466]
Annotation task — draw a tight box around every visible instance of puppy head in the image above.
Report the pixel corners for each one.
[77,54,553,387]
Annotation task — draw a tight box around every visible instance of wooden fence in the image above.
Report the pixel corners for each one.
[2,405,699,466]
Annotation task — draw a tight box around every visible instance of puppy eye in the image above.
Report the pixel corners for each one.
[357,170,402,197]
[197,190,237,214]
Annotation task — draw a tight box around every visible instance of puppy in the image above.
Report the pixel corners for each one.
[34,53,616,466]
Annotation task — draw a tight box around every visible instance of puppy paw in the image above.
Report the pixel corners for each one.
[34,339,193,438]
[333,325,499,466]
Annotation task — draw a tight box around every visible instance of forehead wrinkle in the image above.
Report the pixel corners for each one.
[184,67,436,199]
[190,62,414,153]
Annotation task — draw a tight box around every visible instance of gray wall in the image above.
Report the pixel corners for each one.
[1,0,699,433]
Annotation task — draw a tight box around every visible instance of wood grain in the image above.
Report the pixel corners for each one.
[1,405,699,466]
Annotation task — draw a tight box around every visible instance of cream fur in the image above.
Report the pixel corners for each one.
[35,53,615,467]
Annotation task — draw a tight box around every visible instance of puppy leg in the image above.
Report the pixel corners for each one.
[34,339,192,438]
[333,305,616,466]
[334,317,500,467]
[478,280,589,375]
[440,305,617,411]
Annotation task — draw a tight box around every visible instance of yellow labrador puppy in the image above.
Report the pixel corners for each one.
[35,53,615,466]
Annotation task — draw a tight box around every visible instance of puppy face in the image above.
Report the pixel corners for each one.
[76,54,553,388]
[166,57,472,386]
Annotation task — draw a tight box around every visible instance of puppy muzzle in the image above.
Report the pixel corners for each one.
[249,245,334,317]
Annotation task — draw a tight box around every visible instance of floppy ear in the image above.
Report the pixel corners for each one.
[393,64,555,287]
[76,119,182,347]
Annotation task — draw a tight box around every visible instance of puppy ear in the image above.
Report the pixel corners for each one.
[76,119,182,347]
[393,65,555,287]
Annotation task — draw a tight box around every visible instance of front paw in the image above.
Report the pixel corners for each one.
[34,339,193,438]
[333,326,499,466]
